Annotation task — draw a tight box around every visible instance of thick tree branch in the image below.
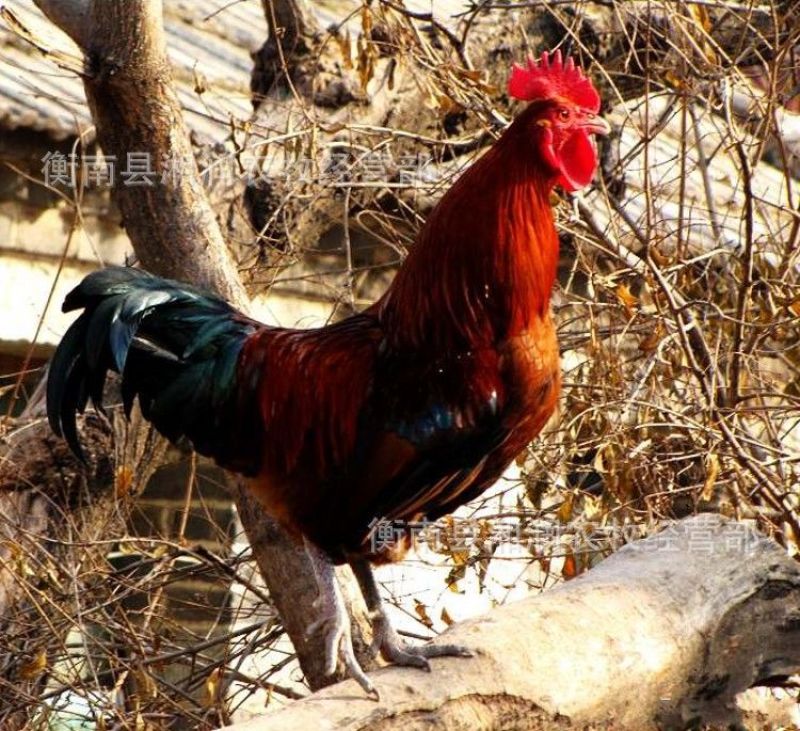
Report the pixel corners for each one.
[251,0,368,109]
[80,0,247,305]
[30,0,88,49]
[222,515,800,731]
[262,0,318,55]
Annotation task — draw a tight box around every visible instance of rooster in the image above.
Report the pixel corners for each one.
[47,51,608,696]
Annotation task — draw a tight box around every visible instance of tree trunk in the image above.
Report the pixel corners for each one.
[220,515,800,731]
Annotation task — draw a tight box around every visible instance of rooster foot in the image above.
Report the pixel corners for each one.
[371,609,473,670]
[351,557,473,670]
[304,539,379,700]
[307,603,378,699]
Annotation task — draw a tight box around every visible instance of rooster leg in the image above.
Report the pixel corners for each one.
[304,538,378,699]
[350,558,473,670]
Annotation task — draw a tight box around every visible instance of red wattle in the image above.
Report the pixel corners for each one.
[557,130,598,192]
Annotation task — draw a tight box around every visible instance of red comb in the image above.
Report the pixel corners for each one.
[508,50,600,112]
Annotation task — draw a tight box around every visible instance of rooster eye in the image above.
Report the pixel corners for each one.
[558,108,571,121]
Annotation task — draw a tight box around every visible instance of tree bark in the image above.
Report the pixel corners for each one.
[219,515,800,731]
[256,0,319,87]
[81,0,247,305]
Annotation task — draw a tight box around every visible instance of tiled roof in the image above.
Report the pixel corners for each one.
[0,0,266,142]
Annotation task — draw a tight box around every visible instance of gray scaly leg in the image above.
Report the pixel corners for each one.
[350,557,473,670]
[304,538,378,699]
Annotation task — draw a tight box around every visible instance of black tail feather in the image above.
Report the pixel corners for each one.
[47,267,261,471]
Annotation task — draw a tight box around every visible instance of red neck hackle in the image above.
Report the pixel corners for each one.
[379,123,559,352]
[379,51,601,352]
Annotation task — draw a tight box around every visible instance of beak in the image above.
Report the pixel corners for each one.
[579,113,611,136]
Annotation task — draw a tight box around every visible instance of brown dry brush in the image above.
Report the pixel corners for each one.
[1,0,799,727]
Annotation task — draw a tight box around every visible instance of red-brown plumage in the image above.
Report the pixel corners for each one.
[235,98,595,565]
[378,112,561,350]
[48,51,608,690]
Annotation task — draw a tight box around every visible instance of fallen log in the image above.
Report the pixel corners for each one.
[223,514,800,731]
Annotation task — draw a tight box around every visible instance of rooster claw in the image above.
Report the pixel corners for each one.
[304,539,381,699]
[307,606,381,699]
[384,641,473,667]
[434,644,474,658]
[372,609,472,668]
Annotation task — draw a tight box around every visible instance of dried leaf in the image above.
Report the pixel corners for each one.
[19,649,47,679]
[451,65,496,93]
[193,68,207,95]
[688,4,717,63]
[701,453,720,502]
[336,29,353,70]
[441,607,454,626]
[639,323,663,353]
[561,548,578,579]
[361,5,373,35]
[205,667,222,707]
[449,548,470,565]
[616,284,638,316]
[458,68,483,82]
[134,668,158,699]
[13,547,32,578]
[447,562,466,591]
[649,247,670,266]
[556,492,575,523]
[356,18,377,91]
[664,69,685,90]
[115,465,134,498]
[358,50,375,91]
[414,599,434,628]
[689,4,712,32]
